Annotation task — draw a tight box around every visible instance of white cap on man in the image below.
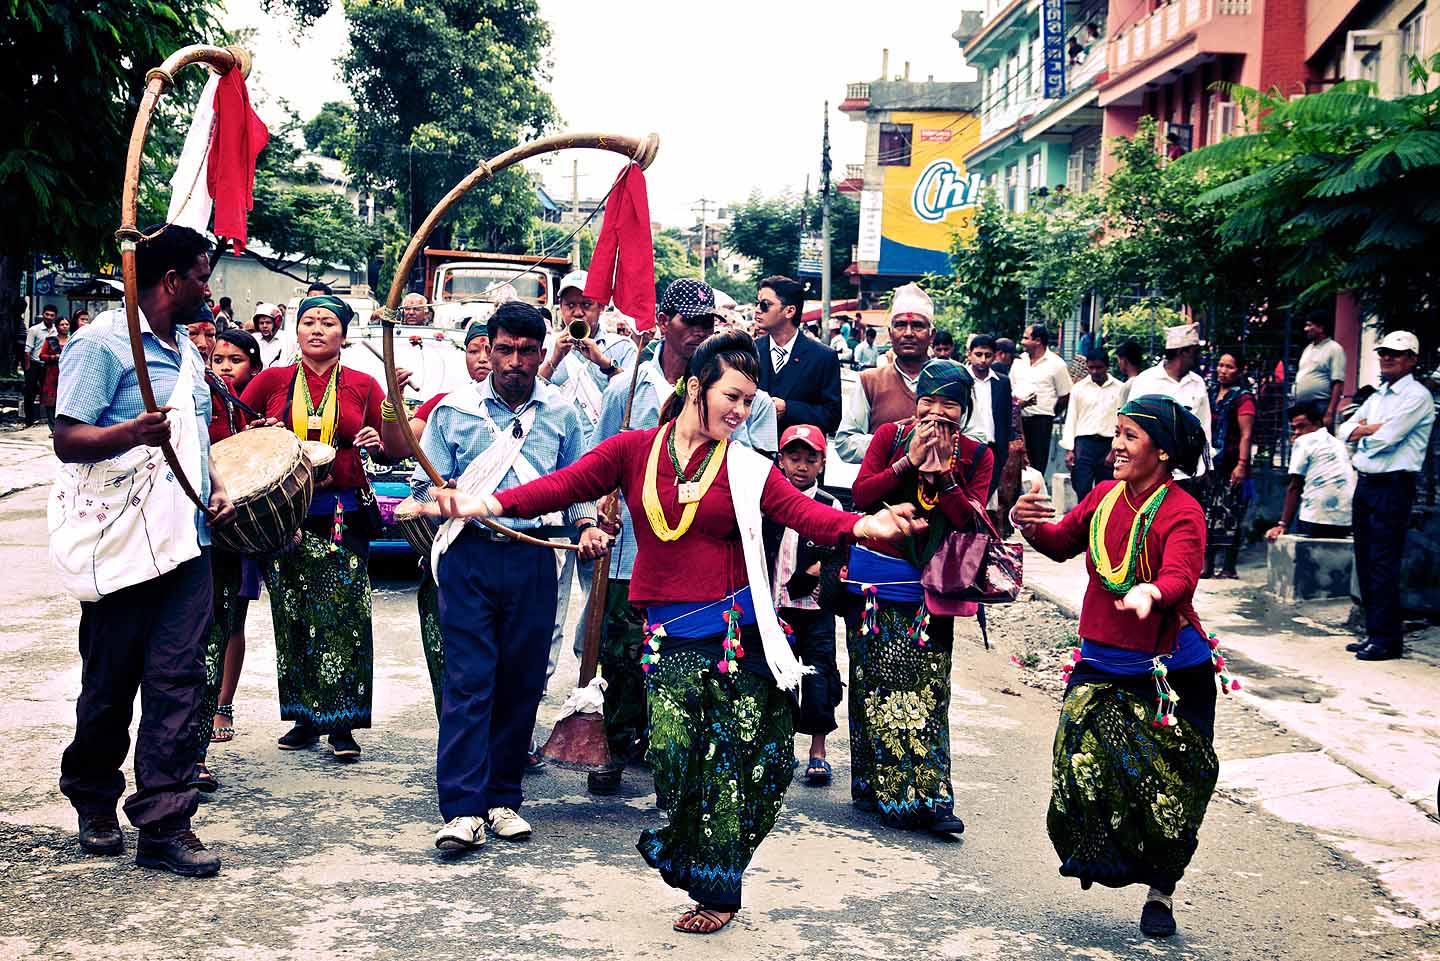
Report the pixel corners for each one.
[1377,330,1420,354]
[890,283,933,322]
[558,270,588,296]
[1164,322,1200,350]
[253,302,276,318]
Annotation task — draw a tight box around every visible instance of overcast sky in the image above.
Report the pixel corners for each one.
[223,0,977,227]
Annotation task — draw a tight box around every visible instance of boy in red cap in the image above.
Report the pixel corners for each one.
[762,425,845,786]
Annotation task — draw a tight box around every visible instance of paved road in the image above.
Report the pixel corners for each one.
[0,483,1435,960]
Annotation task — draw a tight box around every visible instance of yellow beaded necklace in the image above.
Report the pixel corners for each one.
[641,424,728,542]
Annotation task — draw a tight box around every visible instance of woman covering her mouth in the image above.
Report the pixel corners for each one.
[1010,395,1235,941]
[423,330,925,935]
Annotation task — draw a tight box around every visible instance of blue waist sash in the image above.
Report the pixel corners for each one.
[844,545,924,603]
[308,489,360,518]
[1080,625,1212,675]
[648,586,759,640]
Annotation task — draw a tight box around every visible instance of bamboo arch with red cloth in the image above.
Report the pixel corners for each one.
[114,44,260,515]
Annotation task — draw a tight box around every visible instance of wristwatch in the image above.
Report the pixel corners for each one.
[575,519,597,533]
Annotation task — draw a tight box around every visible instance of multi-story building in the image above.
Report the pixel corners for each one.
[1308,0,1433,99]
[1096,0,1308,167]
[961,0,1110,208]
[839,49,983,305]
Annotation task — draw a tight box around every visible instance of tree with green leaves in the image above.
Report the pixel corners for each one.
[653,231,700,303]
[0,0,223,369]
[948,192,1029,336]
[724,190,859,284]
[304,101,356,161]
[340,0,556,292]
[1183,65,1440,333]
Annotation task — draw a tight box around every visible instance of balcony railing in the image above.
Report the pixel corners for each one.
[845,163,865,181]
[1108,0,1250,76]
[846,83,870,101]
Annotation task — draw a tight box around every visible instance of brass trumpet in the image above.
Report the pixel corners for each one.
[567,318,590,341]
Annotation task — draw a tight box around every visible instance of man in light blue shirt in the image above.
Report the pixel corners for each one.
[417,302,608,851]
[53,224,234,877]
[535,270,637,712]
[1336,330,1436,661]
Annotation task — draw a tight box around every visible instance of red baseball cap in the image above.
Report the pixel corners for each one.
[779,424,826,453]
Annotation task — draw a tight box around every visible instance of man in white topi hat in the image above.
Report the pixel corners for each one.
[835,283,937,463]
[1126,322,1212,484]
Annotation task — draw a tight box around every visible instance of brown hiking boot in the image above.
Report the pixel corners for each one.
[77,812,124,856]
[136,830,221,877]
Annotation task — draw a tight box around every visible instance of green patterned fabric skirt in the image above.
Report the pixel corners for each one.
[1047,662,1219,891]
[847,601,957,829]
[600,579,648,763]
[264,527,374,733]
[418,568,445,718]
[637,649,795,911]
[196,549,249,761]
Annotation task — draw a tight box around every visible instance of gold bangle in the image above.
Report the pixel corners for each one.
[381,399,398,423]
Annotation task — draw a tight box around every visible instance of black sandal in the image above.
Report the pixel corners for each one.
[804,757,833,786]
[188,764,219,793]
[673,905,735,934]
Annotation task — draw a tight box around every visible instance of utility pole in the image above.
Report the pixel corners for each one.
[820,100,833,330]
[692,197,714,274]
[570,159,581,266]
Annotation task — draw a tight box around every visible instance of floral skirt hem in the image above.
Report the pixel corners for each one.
[1047,662,1219,891]
[264,531,374,734]
[640,648,795,911]
[848,601,956,829]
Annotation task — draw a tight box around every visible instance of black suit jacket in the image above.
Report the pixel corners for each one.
[982,370,1013,494]
[756,330,843,435]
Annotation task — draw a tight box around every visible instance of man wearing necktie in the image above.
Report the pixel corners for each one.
[753,275,843,437]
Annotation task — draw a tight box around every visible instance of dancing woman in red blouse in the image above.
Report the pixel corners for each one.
[849,360,991,836]
[426,331,921,934]
[1012,395,1229,940]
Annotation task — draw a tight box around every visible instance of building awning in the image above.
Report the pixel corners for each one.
[964,124,1023,168]
[801,299,860,321]
[1098,38,1204,107]
[1022,89,1102,141]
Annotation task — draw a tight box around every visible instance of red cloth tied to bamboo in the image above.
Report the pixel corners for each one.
[207,69,269,253]
[584,163,656,330]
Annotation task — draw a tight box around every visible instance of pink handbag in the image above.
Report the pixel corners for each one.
[920,500,1023,615]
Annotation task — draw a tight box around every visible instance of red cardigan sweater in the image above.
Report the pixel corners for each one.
[852,420,993,557]
[241,362,385,491]
[1025,479,1206,654]
[496,425,862,608]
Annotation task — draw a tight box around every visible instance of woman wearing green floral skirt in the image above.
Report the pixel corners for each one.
[438,328,919,933]
[848,360,993,836]
[1014,395,1235,939]
[242,296,388,760]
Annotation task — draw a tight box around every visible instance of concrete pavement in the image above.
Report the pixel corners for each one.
[1,427,1438,959]
[1022,543,1440,922]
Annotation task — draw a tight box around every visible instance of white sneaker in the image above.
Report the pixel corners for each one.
[434,815,486,851]
[486,806,532,841]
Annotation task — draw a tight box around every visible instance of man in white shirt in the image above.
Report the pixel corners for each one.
[1293,312,1347,431]
[1266,401,1355,541]
[1128,322,1213,487]
[853,326,879,368]
[254,304,294,368]
[1008,323,1071,476]
[23,304,58,425]
[1061,349,1126,499]
[1335,330,1436,661]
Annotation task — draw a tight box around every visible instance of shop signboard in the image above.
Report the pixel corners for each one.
[872,111,981,275]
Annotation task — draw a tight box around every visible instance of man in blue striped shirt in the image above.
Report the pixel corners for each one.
[53,225,234,878]
[1337,330,1436,661]
[420,302,609,852]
